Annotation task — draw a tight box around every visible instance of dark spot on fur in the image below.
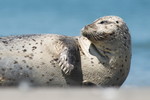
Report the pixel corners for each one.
[121,64,124,67]
[30,80,34,83]
[122,73,125,76]
[105,26,108,29]
[24,55,33,59]
[120,69,123,72]
[32,46,37,51]
[65,58,68,61]
[40,42,42,45]
[40,51,43,53]
[30,53,34,56]
[103,51,111,55]
[51,62,55,66]
[37,66,40,68]
[49,78,53,81]
[102,62,106,65]
[112,84,115,86]
[12,79,16,82]
[9,68,12,70]
[36,42,38,44]
[20,67,23,70]
[32,39,36,42]
[124,36,127,39]
[41,62,45,65]
[116,78,119,81]
[116,63,119,66]
[22,60,26,63]
[1,68,5,71]
[105,48,112,51]
[29,67,32,70]
[42,74,45,77]
[23,49,27,52]
[110,67,114,70]
[127,68,129,70]
[2,73,5,76]
[50,60,52,63]
[22,46,25,48]
[51,73,55,76]
[54,58,58,61]
[124,43,127,47]
[14,61,18,64]
[116,21,119,23]
[26,65,29,68]
[46,82,49,84]
[40,40,43,45]
[2,41,8,44]
[105,76,111,79]
[26,74,29,78]
[18,36,22,39]
[91,61,94,64]
[109,32,115,36]
[29,43,31,45]
[8,78,12,81]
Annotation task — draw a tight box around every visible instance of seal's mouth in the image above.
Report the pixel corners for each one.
[81,26,105,41]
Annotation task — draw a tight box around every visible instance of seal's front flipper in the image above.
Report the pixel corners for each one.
[58,39,80,75]
[58,47,75,75]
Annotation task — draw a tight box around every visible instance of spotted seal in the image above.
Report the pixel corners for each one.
[0,16,131,87]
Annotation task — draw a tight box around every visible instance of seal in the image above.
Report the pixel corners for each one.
[0,16,131,87]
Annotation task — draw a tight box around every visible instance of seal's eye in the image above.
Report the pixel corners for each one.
[99,21,108,24]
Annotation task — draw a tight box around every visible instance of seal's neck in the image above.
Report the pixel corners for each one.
[77,36,91,57]
[77,36,113,65]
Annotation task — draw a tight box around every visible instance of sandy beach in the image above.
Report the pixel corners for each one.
[0,87,149,100]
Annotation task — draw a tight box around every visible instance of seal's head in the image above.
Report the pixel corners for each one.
[81,16,130,49]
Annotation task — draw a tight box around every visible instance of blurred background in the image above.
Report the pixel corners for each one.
[0,0,149,87]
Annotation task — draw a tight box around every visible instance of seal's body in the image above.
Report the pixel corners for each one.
[0,16,131,87]
[0,34,82,86]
